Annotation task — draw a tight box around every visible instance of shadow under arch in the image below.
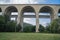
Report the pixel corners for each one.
[58,9,60,18]
[4,6,18,21]
[21,6,36,14]
[20,6,36,31]
[0,8,2,15]
[0,8,2,12]
[39,6,53,13]
[39,6,54,27]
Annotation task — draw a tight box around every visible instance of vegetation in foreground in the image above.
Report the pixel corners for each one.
[0,14,60,40]
[0,33,60,40]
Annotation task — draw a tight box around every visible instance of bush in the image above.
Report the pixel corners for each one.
[46,18,60,33]
[0,15,22,32]
[39,25,45,32]
[0,16,5,32]
[16,24,22,32]
[23,26,35,32]
[5,21,16,32]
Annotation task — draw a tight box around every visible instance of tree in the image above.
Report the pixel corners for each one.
[4,14,10,23]
[16,24,22,32]
[0,16,5,32]
[46,18,60,33]
[23,26,35,32]
[5,21,16,32]
[39,24,45,32]
[0,15,22,32]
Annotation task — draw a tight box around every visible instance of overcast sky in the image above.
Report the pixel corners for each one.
[0,0,60,4]
[0,0,60,26]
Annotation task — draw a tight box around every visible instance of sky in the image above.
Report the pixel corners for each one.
[0,0,60,4]
[0,0,60,27]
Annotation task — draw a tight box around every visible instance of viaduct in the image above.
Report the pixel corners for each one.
[0,4,60,32]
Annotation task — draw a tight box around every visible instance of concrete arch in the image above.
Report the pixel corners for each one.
[39,6,53,13]
[58,9,60,17]
[39,6,54,21]
[5,6,18,15]
[4,6,18,21]
[21,6,36,14]
[20,6,36,31]
[0,8,2,12]
[58,9,60,13]
[0,8,2,15]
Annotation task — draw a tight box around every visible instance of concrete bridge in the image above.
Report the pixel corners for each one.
[0,4,60,32]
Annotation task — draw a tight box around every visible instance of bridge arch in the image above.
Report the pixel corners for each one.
[39,6,54,27]
[0,8,2,12]
[39,6,54,19]
[21,6,36,14]
[39,6,54,14]
[58,9,60,18]
[0,8,2,15]
[4,6,18,21]
[20,6,36,31]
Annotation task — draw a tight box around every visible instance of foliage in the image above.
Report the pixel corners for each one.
[0,14,60,33]
[23,26,35,32]
[16,24,22,32]
[39,24,45,32]
[46,18,60,33]
[0,16,5,32]
[0,15,21,32]
[5,21,16,32]
[4,14,10,23]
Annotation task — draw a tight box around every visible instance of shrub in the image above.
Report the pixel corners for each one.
[39,25,45,32]
[46,18,60,33]
[23,26,35,32]
[16,24,22,32]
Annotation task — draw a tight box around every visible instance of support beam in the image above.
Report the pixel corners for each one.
[36,12,39,32]
[20,16,24,32]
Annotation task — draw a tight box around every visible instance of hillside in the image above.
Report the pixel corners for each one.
[23,22,33,27]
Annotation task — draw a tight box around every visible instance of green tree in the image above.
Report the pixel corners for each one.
[23,26,35,32]
[16,24,22,32]
[46,18,60,33]
[39,24,45,32]
[4,14,10,23]
[0,15,22,32]
[0,16,5,32]
[5,21,16,32]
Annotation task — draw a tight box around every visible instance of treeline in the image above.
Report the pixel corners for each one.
[0,15,60,33]
[0,15,21,32]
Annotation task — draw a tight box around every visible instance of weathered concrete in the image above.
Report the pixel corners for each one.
[0,4,60,32]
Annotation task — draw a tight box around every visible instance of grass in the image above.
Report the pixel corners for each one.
[0,32,60,40]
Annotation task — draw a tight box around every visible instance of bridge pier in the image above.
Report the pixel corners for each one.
[36,12,39,32]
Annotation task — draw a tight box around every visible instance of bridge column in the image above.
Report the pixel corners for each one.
[51,8,58,22]
[20,15,24,32]
[36,12,39,32]
[53,8,58,20]
[17,12,24,32]
[17,12,20,24]
[17,12,21,31]
[2,8,5,16]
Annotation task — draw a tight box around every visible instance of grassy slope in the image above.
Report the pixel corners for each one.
[0,33,60,40]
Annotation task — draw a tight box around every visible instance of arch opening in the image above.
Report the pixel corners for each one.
[39,6,53,27]
[5,6,18,21]
[20,6,36,31]
[0,8,2,15]
[58,9,60,18]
